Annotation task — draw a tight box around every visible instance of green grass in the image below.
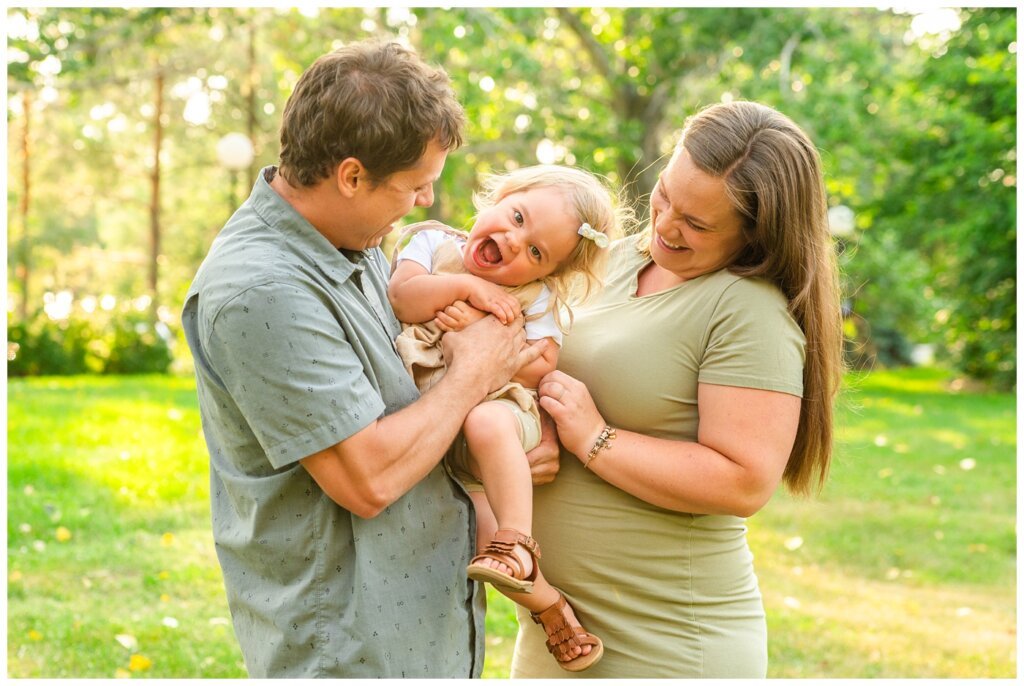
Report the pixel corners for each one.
[7,368,1016,677]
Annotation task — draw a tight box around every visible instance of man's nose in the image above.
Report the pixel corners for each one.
[416,185,435,207]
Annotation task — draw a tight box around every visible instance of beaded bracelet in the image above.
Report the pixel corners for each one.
[583,426,616,470]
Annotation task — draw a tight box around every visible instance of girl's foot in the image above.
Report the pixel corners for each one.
[530,592,604,671]
[466,528,540,593]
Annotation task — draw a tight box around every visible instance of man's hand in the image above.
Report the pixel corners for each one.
[526,409,560,485]
[442,314,548,395]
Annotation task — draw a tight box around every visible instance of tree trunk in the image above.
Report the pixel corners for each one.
[18,90,31,321]
[246,13,258,182]
[149,70,164,319]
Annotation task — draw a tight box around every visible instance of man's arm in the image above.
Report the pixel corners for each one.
[525,408,560,486]
[301,314,549,517]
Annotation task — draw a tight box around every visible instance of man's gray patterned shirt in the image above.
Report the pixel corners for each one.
[182,167,484,677]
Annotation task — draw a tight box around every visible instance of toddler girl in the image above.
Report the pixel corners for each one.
[388,164,620,671]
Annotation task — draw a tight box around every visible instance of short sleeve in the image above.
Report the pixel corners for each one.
[205,283,386,468]
[699,278,806,396]
[395,229,453,272]
[523,285,563,346]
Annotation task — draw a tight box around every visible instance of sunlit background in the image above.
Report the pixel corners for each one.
[5,6,1017,679]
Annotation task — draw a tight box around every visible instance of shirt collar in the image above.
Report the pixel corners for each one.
[247,166,369,285]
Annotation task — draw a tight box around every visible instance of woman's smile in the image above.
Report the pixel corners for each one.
[656,234,688,252]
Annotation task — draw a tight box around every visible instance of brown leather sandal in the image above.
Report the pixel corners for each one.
[466,528,541,593]
[530,593,604,672]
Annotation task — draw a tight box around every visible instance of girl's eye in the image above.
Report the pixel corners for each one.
[529,246,542,260]
[687,219,707,232]
[513,210,524,225]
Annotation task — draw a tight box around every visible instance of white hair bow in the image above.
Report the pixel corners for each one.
[578,223,609,249]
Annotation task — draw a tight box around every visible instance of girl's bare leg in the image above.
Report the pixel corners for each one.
[463,401,592,662]
[462,401,535,579]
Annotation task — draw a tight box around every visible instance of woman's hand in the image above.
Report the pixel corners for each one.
[433,300,487,333]
[537,370,606,460]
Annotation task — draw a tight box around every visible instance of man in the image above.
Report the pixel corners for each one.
[183,41,553,677]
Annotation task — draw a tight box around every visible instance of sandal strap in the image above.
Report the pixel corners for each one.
[469,528,541,583]
[486,528,541,561]
[530,594,600,658]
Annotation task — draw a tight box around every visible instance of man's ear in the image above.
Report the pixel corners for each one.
[335,157,364,198]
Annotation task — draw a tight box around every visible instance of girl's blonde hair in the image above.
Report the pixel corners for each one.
[473,164,630,331]
[640,101,844,495]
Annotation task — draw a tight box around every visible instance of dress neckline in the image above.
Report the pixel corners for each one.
[631,259,691,299]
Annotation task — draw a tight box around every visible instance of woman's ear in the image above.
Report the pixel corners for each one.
[335,157,364,197]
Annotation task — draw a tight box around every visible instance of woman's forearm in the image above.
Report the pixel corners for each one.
[539,374,798,518]
[568,430,777,517]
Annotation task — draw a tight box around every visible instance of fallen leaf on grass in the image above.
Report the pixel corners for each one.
[128,654,152,671]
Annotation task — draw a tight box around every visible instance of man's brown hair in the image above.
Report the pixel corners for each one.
[278,41,465,187]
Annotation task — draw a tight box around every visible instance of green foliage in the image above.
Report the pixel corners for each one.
[864,8,1017,388]
[5,7,1016,385]
[7,317,94,376]
[8,311,173,376]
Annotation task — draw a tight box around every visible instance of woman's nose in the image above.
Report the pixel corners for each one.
[652,207,672,233]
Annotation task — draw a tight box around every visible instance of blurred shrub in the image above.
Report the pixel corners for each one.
[8,310,173,376]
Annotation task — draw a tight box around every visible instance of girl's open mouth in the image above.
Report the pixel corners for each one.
[475,238,503,266]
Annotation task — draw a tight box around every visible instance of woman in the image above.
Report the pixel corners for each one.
[509,101,843,677]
